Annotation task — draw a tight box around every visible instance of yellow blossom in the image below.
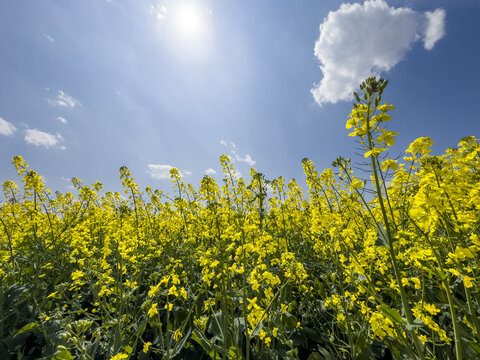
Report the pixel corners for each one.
[110,354,128,360]
[273,327,278,337]
[148,303,158,318]
[143,342,152,353]
[173,329,183,341]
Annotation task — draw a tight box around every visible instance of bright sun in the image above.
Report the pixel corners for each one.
[175,4,203,36]
[153,1,213,62]
[173,3,206,41]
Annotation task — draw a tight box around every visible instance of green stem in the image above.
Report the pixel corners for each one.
[365,94,424,359]
[464,287,479,340]
[443,276,462,359]
[408,216,463,359]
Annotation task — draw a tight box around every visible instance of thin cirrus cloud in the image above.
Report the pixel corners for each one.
[24,129,65,149]
[43,33,55,43]
[205,168,216,175]
[57,116,67,124]
[48,90,81,108]
[311,0,446,106]
[0,116,17,136]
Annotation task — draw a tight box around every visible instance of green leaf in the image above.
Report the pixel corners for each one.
[375,223,389,247]
[228,346,241,360]
[52,350,75,360]
[169,326,193,358]
[469,341,480,355]
[380,304,402,324]
[191,330,209,349]
[303,327,323,343]
[281,312,297,330]
[207,312,224,341]
[405,317,424,331]
[250,322,264,337]
[316,346,336,360]
[192,329,227,357]
[208,350,222,359]
[17,322,38,334]
[307,352,323,360]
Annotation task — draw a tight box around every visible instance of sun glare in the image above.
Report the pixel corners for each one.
[174,3,204,39]
[153,1,214,62]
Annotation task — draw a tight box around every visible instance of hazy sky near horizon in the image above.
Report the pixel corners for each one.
[1,0,479,195]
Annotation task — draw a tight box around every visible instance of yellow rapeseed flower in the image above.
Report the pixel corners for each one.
[173,329,183,341]
[110,354,128,360]
[148,303,158,318]
[143,342,152,353]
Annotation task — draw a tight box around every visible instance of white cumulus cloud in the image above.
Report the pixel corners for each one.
[311,0,446,106]
[147,164,176,179]
[423,9,446,50]
[0,116,17,136]
[49,90,81,108]
[235,154,256,167]
[205,168,216,175]
[24,129,64,149]
[57,116,67,124]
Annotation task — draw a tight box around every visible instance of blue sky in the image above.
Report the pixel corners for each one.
[1,0,479,195]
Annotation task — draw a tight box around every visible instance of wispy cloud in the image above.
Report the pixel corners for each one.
[311,0,446,106]
[43,33,54,43]
[24,129,64,149]
[147,164,175,179]
[150,4,167,20]
[49,90,81,108]
[205,168,216,175]
[57,116,67,124]
[219,140,257,168]
[235,154,256,166]
[61,176,75,191]
[183,169,192,176]
[0,116,17,136]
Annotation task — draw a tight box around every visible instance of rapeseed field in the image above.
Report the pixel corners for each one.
[1,78,479,359]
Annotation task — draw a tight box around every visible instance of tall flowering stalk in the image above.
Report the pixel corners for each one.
[346,77,426,358]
